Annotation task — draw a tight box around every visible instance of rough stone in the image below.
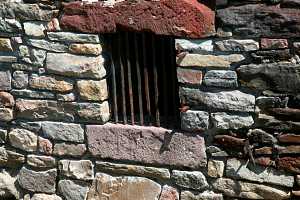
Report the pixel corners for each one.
[86,173,161,200]
[12,89,55,99]
[294,42,300,54]
[48,32,100,43]
[41,122,84,143]
[159,185,179,200]
[38,137,53,155]
[177,68,203,85]
[180,87,255,112]
[16,99,74,121]
[9,128,37,152]
[0,38,13,52]
[0,129,6,144]
[17,167,57,193]
[268,108,300,121]
[87,124,207,168]
[172,170,208,191]
[29,48,46,67]
[27,155,56,168]
[77,79,108,101]
[255,113,300,131]
[282,0,300,8]
[181,191,223,200]
[217,4,300,37]
[212,178,291,199]
[75,101,110,123]
[26,39,68,52]
[214,135,245,152]
[59,160,94,180]
[261,38,288,49]
[177,54,244,69]
[0,56,17,63]
[247,129,277,144]
[215,39,259,51]
[23,21,46,38]
[95,161,170,180]
[211,112,254,129]
[0,18,22,33]
[0,170,20,199]
[255,147,273,155]
[256,96,285,109]
[277,145,300,154]
[0,108,13,122]
[0,92,14,107]
[31,194,62,200]
[12,63,39,72]
[0,147,25,167]
[58,179,88,200]
[251,49,292,62]
[46,53,106,79]
[61,0,215,38]
[278,134,300,143]
[238,63,300,93]
[175,39,213,52]
[69,43,102,55]
[181,110,209,132]
[226,158,294,187]
[12,71,28,89]
[203,70,238,88]
[208,160,224,178]
[277,157,300,174]
[29,74,74,92]
[0,71,11,91]
[53,143,86,157]
[57,93,76,102]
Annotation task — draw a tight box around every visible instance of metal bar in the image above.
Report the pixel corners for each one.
[142,33,152,125]
[134,33,144,126]
[110,34,118,123]
[151,35,160,127]
[160,37,168,126]
[118,32,127,124]
[125,32,135,125]
[170,37,178,124]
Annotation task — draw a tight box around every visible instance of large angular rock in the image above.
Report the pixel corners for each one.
[59,160,94,180]
[29,74,73,92]
[9,128,37,152]
[12,71,28,89]
[16,99,74,122]
[203,70,238,88]
[226,158,294,187]
[12,89,55,99]
[172,170,208,191]
[181,191,223,200]
[61,0,215,38]
[0,71,11,91]
[217,4,300,37]
[53,143,86,157]
[46,53,106,79]
[27,155,56,168]
[41,122,84,143]
[77,79,108,101]
[180,87,255,112]
[75,101,110,123]
[211,112,254,129]
[48,32,100,43]
[0,170,20,199]
[87,124,207,168]
[0,147,25,167]
[0,108,13,122]
[255,113,300,131]
[17,167,57,193]
[176,39,213,53]
[238,63,300,93]
[215,39,259,52]
[69,43,102,55]
[0,38,13,52]
[212,178,291,199]
[86,173,161,200]
[0,18,22,33]
[58,179,88,200]
[159,185,179,200]
[95,161,170,180]
[26,39,68,52]
[181,110,209,132]
[177,68,203,85]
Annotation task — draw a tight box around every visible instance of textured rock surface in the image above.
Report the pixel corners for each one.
[58,179,88,200]
[0,170,19,199]
[29,74,73,92]
[181,191,223,200]
[208,160,224,178]
[87,124,207,168]
[203,70,238,88]
[211,112,254,129]
[172,170,208,191]
[53,143,86,157]
[77,79,108,101]
[61,0,215,38]
[27,155,56,168]
[59,160,94,180]
[9,129,37,152]
[159,185,179,200]
[86,173,161,200]
[31,194,62,200]
[215,39,259,51]
[181,110,209,131]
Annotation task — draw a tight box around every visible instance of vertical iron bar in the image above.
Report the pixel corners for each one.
[134,33,144,126]
[142,33,152,125]
[161,37,168,126]
[125,32,135,125]
[170,37,178,126]
[151,35,160,127]
[118,32,127,124]
[110,34,118,123]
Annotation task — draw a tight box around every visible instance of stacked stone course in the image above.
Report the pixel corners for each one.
[0,0,299,200]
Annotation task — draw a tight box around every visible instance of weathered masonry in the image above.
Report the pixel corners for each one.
[0,0,300,199]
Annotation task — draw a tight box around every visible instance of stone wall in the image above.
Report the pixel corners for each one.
[0,0,299,200]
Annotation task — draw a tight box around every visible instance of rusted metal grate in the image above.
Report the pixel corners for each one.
[107,31,180,128]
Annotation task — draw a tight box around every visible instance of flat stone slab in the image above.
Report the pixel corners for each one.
[86,123,207,169]
[60,0,215,38]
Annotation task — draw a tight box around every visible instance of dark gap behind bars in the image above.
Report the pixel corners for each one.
[106,31,180,129]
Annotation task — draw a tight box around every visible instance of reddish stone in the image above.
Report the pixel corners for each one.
[278,134,300,144]
[261,38,288,50]
[214,135,245,151]
[277,157,300,173]
[60,0,215,38]
[277,145,300,154]
[268,108,300,121]
[159,185,179,200]
[177,68,202,85]
[0,92,14,107]
[255,147,273,155]
[38,137,53,155]
[86,124,207,169]
[255,157,274,167]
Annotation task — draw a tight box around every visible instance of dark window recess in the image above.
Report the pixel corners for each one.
[106,31,180,128]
